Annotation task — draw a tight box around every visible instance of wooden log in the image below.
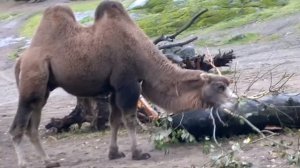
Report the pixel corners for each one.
[171,94,300,140]
[45,96,110,132]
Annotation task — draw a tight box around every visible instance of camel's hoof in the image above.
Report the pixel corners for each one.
[45,161,60,168]
[108,151,126,160]
[132,150,151,160]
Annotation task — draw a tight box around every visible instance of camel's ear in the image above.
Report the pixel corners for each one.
[200,73,210,82]
[181,78,203,91]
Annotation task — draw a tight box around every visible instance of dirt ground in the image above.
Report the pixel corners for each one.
[0,1,300,168]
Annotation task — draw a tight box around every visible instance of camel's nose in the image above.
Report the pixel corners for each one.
[226,88,237,99]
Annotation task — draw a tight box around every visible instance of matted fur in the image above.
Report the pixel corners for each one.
[10,1,231,167]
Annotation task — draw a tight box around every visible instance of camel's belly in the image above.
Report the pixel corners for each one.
[62,81,111,97]
[50,59,112,97]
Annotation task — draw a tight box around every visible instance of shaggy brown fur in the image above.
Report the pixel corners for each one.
[10,1,232,167]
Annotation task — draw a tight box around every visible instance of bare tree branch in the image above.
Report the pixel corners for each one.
[153,9,208,44]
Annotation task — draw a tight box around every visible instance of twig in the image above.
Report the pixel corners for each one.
[223,108,265,138]
[210,108,221,147]
[201,131,277,167]
[232,62,240,96]
[244,63,283,93]
[270,73,295,93]
[223,108,295,150]
[173,113,186,130]
[216,108,227,126]
[206,47,222,76]
[158,37,198,50]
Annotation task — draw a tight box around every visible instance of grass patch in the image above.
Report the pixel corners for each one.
[20,13,42,38]
[135,0,300,37]
[184,0,300,36]
[70,0,100,12]
[20,0,300,38]
[197,33,281,47]
[8,51,19,60]
[225,33,261,45]
[197,33,261,47]
[0,12,19,21]
[79,16,94,24]
[8,47,24,60]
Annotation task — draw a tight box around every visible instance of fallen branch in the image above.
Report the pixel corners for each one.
[158,37,198,50]
[153,9,208,44]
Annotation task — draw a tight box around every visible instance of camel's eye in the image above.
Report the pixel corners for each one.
[218,84,225,92]
[214,82,226,92]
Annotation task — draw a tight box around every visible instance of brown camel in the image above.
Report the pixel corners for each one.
[9,1,233,167]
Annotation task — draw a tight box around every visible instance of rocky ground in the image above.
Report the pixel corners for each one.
[0,1,300,168]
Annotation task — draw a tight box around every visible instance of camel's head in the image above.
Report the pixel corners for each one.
[200,74,235,108]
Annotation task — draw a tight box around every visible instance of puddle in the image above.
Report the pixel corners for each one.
[0,36,25,48]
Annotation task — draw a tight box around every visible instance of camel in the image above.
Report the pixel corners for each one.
[9,1,233,167]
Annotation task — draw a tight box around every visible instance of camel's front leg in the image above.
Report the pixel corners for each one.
[122,110,151,160]
[113,79,151,160]
[108,98,125,160]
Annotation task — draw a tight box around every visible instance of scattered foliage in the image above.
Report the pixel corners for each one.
[152,116,196,150]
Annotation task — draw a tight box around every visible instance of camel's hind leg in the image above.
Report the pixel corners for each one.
[9,102,32,167]
[10,96,50,167]
[113,81,150,160]
[9,58,53,167]
[24,91,58,166]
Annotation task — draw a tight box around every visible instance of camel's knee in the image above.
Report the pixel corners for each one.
[11,132,24,144]
[25,127,39,142]
[109,107,122,125]
[122,112,137,128]
[9,103,33,137]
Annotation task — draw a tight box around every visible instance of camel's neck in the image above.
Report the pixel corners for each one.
[139,47,204,113]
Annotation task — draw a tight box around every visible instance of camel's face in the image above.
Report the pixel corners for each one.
[201,75,235,107]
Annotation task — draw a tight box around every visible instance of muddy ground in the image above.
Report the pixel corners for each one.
[0,1,300,168]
